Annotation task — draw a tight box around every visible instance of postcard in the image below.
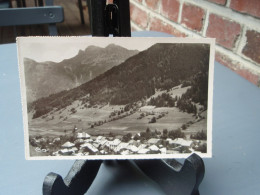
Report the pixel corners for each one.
[17,37,214,160]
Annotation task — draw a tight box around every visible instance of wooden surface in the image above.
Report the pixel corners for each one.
[0,0,91,44]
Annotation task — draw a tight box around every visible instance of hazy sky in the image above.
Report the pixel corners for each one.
[17,37,156,63]
[17,37,214,63]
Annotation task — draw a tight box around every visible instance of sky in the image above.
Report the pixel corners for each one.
[17,37,156,63]
[17,37,214,63]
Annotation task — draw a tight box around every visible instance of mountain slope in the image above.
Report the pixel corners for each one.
[24,44,138,102]
[30,43,210,118]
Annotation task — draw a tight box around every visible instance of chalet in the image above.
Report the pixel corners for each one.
[59,148,73,155]
[62,141,75,148]
[137,144,147,150]
[95,136,108,147]
[115,142,129,153]
[77,132,91,139]
[149,145,160,154]
[159,147,167,154]
[86,139,94,143]
[121,150,131,155]
[149,145,159,151]
[169,138,193,148]
[147,138,161,145]
[80,143,98,154]
[127,145,138,153]
[92,142,100,149]
[108,139,121,151]
[137,148,150,154]
[128,140,137,145]
[100,150,108,155]
[74,139,85,144]
[52,151,60,156]
[70,147,78,153]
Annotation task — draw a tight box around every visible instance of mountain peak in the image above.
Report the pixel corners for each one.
[105,43,120,49]
[85,45,102,52]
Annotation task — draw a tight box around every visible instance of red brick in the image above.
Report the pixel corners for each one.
[149,17,186,37]
[161,0,180,22]
[206,14,241,50]
[216,52,259,85]
[130,3,148,29]
[145,0,160,11]
[230,0,260,18]
[181,3,205,32]
[207,0,226,5]
[242,30,260,64]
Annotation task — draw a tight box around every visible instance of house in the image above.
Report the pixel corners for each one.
[74,139,85,144]
[92,142,100,149]
[121,150,131,155]
[95,136,108,147]
[127,145,138,153]
[149,145,160,154]
[149,145,159,151]
[80,143,98,154]
[137,144,147,150]
[159,147,167,154]
[61,141,75,148]
[77,132,91,139]
[170,138,193,147]
[128,140,137,145]
[59,148,73,155]
[99,139,108,146]
[77,132,83,139]
[109,139,121,150]
[70,147,78,153]
[137,148,150,154]
[147,138,161,145]
[115,142,129,153]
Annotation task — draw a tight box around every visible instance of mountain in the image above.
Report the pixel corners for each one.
[30,43,210,119]
[23,44,138,102]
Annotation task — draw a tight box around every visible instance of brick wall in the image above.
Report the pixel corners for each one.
[129,0,260,87]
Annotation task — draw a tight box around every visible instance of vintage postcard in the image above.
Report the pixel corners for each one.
[17,37,214,160]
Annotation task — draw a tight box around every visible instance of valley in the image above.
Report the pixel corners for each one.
[28,85,207,139]
[25,42,210,157]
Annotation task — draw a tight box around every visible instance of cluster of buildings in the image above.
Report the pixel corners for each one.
[50,132,198,156]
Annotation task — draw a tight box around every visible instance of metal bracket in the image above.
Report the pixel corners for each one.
[104,4,119,36]
[43,154,204,195]
[88,0,131,37]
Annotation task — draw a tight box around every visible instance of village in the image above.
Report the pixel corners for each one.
[29,127,207,157]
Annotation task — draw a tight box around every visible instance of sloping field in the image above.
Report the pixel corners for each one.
[146,85,191,102]
[28,85,206,138]
[90,107,196,135]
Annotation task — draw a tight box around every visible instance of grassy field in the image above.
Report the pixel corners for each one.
[29,104,207,139]
[28,85,207,138]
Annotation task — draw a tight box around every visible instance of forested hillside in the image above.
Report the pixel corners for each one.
[24,44,138,102]
[30,43,210,119]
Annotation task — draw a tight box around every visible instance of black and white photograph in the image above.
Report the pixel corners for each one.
[17,37,214,160]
